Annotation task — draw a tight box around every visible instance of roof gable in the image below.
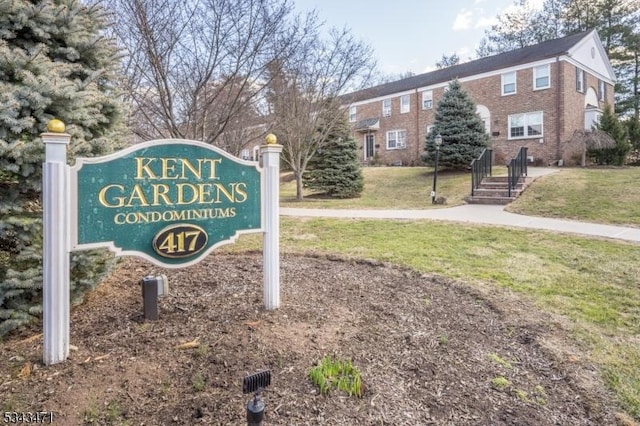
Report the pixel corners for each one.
[567,30,616,82]
[344,30,611,104]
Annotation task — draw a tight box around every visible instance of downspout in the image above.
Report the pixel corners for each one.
[555,56,562,162]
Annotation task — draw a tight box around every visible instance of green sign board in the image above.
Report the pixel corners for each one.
[70,139,262,267]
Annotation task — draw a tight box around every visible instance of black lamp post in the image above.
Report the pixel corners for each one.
[431,134,442,204]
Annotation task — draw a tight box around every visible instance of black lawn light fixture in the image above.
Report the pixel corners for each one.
[431,134,443,204]
[243,370,271,426]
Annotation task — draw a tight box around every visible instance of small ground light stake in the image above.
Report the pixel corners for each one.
[141,276,158,320]
[141,275,168,321]
[243,370,271,426]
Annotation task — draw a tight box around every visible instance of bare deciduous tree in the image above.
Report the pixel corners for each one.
[267,27,375,200]
[105,0,315,146]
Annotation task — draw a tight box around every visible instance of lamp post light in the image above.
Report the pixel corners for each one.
[431,134,442,204]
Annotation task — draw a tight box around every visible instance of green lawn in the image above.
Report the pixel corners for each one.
[283,165,640,227]
[235,165,640,419]
[281,167,470,209]
[507,167,640,226]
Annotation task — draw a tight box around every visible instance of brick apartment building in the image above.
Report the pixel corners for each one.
[342,30,616,167]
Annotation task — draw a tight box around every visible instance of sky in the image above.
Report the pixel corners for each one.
[292,0,544,77]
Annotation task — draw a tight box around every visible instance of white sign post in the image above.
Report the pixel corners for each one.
[261,135,283,310]
[42,122,71,365]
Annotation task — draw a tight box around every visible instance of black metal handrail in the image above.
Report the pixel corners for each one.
[506,147,528,197]
[470,148,492,196]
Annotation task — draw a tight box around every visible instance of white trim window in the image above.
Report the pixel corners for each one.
[576,68,585,93]
[426,125,434,136]
[386,129,406,149]
[533,64,550,90]
[400,94,410,113]
[421,90,433,109]
[598,80,606,102]
[349,106,357,122]
[508,112,543,139]
[502,71,516,95]
[382,99,392,117]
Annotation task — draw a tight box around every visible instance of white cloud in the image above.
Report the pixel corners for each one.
[454,6,498,31]
[476,15,497,29]
[456,45,476,62]
[453,9,473,31]
[503,0,544,14]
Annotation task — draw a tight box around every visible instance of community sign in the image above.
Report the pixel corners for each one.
[70,139,262,267]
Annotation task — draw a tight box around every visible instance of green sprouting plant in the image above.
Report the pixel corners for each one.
[192,372,206,392]
[514,389,529,402]
[491,376,511,390]
[83,399,101,424]
[488,353,512,369]
[309,355,363,397]
[194,344,209,358]
[532,385,547,405]
[106,400,122,421]
[1,397,21,412]
[438,334,449,345]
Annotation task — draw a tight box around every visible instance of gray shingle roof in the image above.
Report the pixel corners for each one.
[353,118,380,131]
[343,30,592,104]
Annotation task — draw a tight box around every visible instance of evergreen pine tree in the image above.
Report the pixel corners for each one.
[625,117,640,154]
[303,115,364,198]
[0,0,125,335]
[590,104,630,165]
[421,79,489,170]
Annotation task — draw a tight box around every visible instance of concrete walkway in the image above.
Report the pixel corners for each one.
[280,168,640,244]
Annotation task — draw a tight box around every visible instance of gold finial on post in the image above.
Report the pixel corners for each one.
[265,133,277,145]
[47,119,66,133]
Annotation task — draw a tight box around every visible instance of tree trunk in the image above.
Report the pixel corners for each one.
[295,171,304,200]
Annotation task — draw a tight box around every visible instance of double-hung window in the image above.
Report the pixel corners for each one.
[400,94,410,113]
[349,106,357,122]
[576,68,585,93]
[386,129,406,149]
[502,71,516,95]
[598,80,606,102]
[421,90,433,109]
[382,99,392,117]
[508,112,543,139]
[534,65,550,90]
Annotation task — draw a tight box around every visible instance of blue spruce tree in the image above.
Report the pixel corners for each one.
[303,114,364,198]
[421,79,489,170]
[0,0,125,335]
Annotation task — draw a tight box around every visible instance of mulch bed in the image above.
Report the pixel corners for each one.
[0,252,621,425]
